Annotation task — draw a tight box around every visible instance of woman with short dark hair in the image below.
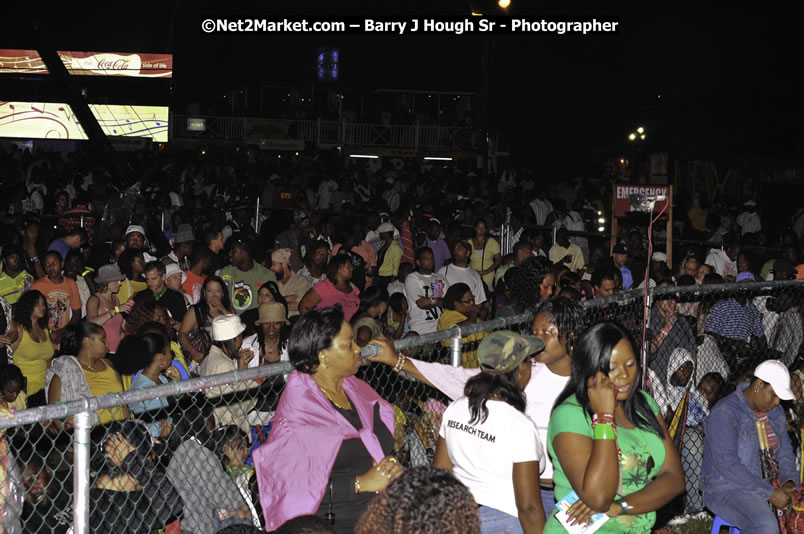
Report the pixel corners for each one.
[253,306,401,533]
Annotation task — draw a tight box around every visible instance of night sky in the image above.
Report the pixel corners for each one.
[5,4,802,175]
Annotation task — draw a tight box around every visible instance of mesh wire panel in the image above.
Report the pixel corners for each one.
[3,282,804,531]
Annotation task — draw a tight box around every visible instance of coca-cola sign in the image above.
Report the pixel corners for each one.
[0,49,172,78]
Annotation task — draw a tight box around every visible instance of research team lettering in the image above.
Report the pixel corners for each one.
[446,419,497,443]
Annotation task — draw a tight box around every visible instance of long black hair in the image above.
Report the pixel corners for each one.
[552,321,664,436]
[464,367,526,425]
[11,289,48,332]
[196,275,233,320]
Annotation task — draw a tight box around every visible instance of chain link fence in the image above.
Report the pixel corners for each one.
[2,280,803,532]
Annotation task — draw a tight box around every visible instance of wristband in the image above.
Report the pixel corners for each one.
[115,306,120,314]
[393,353,407,373]
[593,423,616,440]
[660,328,670,336]
[354,476,361,494]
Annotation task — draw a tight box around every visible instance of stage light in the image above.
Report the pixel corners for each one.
[349,154,379,159]
[499,0,511,8]
[628,133,636,141]
[637,127,644,134]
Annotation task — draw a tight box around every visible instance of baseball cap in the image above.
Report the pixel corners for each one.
[377,222,395,234]
[744,200,757,207]
[651,252,668,263]
[754,360,795,400]
[737,271,755,282]
[477,331,545,375]
[125,225,146,237]
[612,243,628,255]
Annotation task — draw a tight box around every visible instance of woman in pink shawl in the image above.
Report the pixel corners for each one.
[253,305,403,533]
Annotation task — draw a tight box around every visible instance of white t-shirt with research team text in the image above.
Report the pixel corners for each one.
[440,397,545,517]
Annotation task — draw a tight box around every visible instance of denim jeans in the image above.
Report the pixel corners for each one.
[478,505,524,534]
[704,487,780,533]
[540,485,556,519]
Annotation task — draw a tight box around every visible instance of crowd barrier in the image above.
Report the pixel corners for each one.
[2,279,803,532]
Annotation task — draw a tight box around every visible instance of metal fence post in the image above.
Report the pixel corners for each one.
[450,325,462,367]
[73,410,91,534]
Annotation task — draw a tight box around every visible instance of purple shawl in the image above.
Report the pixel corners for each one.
[253,370,395,531]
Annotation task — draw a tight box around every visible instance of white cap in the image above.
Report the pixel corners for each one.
[651,252,668,263]
[125,225,146,237]
[744,200,757,207]
[212,314,246,342]
[165,263,187,284]
[754,360,795,401]
[377,222,395,234]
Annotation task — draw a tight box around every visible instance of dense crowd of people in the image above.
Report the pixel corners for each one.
[1,143,804,533]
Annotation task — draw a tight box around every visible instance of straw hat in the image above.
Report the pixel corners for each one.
[255,302,290,326]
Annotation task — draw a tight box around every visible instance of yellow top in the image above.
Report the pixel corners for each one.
[115,278,147,305]
[13,329,54,395]
[0,391,27,415]
[470,237,500,286]
[84,360,126,424]
[437,309,487,368]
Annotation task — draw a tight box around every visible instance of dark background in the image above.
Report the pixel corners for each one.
[4,3,802,175]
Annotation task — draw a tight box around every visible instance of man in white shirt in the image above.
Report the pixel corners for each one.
[438,240,487,306]
[736,200,761,236]
[404,247,449,334]
[317,177,338,210]
[705,239,741,282]
[528,189,553,226]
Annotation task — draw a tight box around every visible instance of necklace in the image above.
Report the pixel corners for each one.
[317,384,352,410]
[80,360,101,373]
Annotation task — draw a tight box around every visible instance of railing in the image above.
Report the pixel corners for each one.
[4,280,804,532]
[170,114,483,152]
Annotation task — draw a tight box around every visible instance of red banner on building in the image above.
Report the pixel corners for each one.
[0,49,172,78]
[613,184,670,217]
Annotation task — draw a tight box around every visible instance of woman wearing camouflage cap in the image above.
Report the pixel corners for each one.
[433,330,547,533]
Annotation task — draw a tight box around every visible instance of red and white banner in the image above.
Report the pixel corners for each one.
[613,184,670,217]
[0,49,172,78]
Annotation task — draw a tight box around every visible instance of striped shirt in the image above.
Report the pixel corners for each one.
[705,298,764,341]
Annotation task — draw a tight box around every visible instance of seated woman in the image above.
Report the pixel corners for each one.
[434,331,546,533]
[120,332,183,437]
[255,302,290,364]
[46,322,129,428]
[7,290,54,401]
[166,393,250,534]
[437,283,487,368]
[545,321,684,533]
[298,254,361,321]
[253,306,402,533]
[200,314,258,434]
[241,280,288,336]
[91,420,183,533]
[702,359,798,533]
[178,275,236,370]
[384,292,409,340]
[351,286,390,348]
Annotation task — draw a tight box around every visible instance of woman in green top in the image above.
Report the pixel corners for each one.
[545,321,684,533]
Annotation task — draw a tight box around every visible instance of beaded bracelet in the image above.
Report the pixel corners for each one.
[392,353,407,373]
